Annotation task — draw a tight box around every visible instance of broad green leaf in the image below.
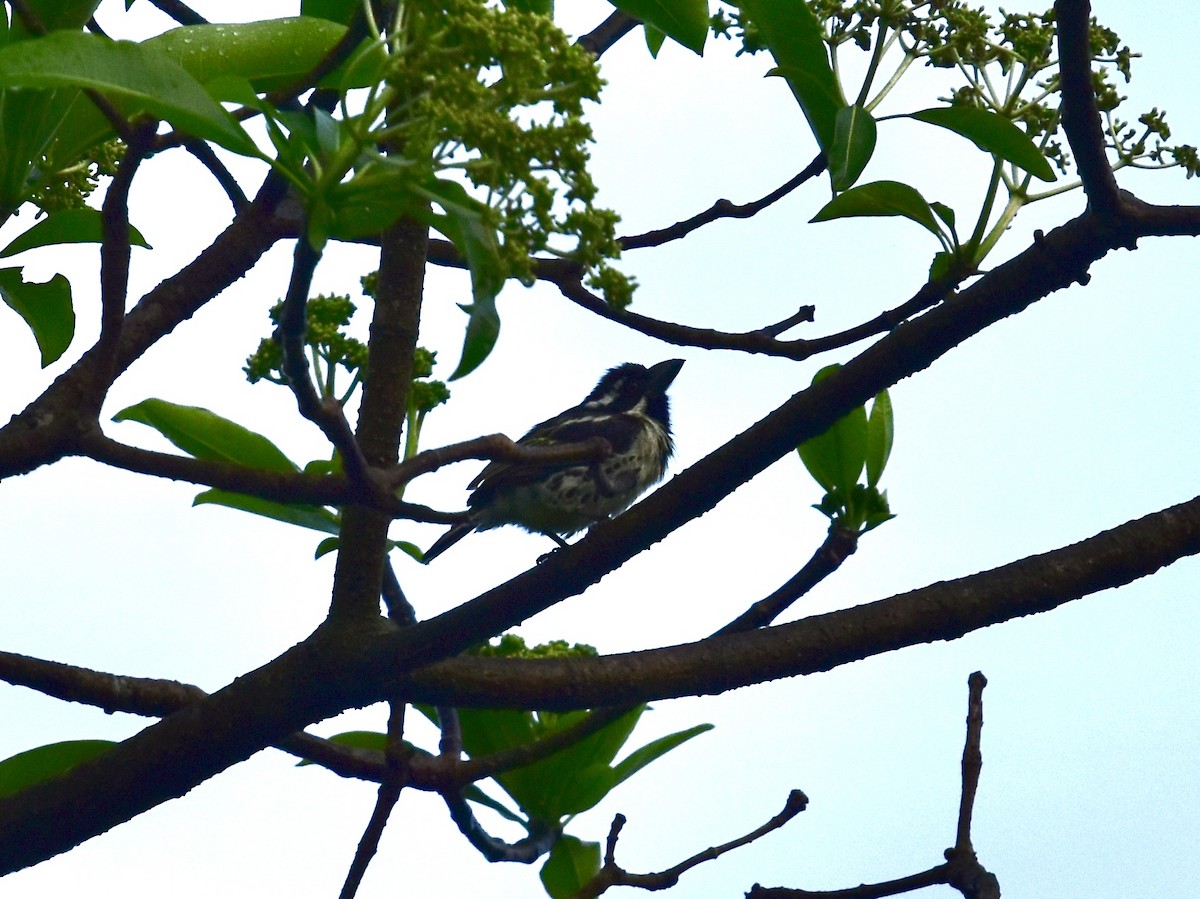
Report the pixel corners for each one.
[797,364,869,496]
[0,266,74,366]
[0,740,114,798]
[0,31,256,156]
[145,18,378,93]
[315,536,339,558]
[193,489,340,534]
[829,103,877,192]
[865,389,893,488]
[798,403,867,496]
[908,106,1056,182]
[113,399,299,471]
[540,836,601,899]
[0,207,150,258]
[740,0,844,152]
[811,180,943,240]
[300,0,358,24]
[610,0,708,55]
[454,706,644,824]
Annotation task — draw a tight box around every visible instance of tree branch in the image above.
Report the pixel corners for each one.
[1053,0,1121,214]
[392,491,1200,709]
[619,155,826,250]
[576,11,639,57]
[578,791,808,897]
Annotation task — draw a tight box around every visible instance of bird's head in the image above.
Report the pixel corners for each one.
[583,358,684,426]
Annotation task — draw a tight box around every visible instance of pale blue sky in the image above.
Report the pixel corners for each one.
[2,1,1198,895]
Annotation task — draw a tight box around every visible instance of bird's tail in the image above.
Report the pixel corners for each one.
[421,523,474,564]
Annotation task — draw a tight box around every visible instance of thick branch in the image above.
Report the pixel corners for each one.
[391,492,1200,708]
[329,217,428,620]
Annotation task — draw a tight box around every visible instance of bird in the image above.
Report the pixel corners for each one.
[422,358,684,562]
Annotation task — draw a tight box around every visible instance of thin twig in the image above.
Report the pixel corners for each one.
[338,704,408,899]
[620,155,826,250]
[716,526,858,634]
[147,0,208,26]
[578,791,809,897]
[182,139,250,212]
[277,232,372,482]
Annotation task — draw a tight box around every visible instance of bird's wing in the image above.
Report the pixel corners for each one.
[466,413,643,497]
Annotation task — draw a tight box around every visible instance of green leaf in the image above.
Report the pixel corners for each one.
[644,23,666,57]
[865,389,893,488]
[113,399,299,471]
[607,723,712,790]
[0,31,257,156]
[0,740,115,798]
[315,536,339,558]
[0,88,80,210]
[928,250,956,281]
[610,0,708,55]
[0,266,74,366]
[145,17,377,93]
[7,0,102,41]
[411,179,505,380]
[740,0,844,152]
[797,364,868,496]
[930,201,956,233]
[454,706,643,824]
[300,0,359,24]
[811,180,943,240]
[0,207,151,258]
[829,103,877,192]
[193,489,341,534]
[908,106,1056,182]
[540,836,601,899]
[296,730,386,765]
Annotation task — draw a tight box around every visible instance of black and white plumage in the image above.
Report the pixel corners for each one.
[422,359,684,562]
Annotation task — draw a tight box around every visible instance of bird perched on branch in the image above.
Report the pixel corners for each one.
[422,358,685,562]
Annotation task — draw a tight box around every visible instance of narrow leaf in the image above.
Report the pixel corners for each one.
[908,106,1056,182]
[0,207,151,258]
[829,103,877,192]
[193,490,340,534]
[113,399,299,471]
[865,389,893,488]
[610,0,708,55]
[607,723,713,790]
[0,266,74,366]
[811,180,943,240]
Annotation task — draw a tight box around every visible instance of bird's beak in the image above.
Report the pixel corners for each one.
[646,358,685,394]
